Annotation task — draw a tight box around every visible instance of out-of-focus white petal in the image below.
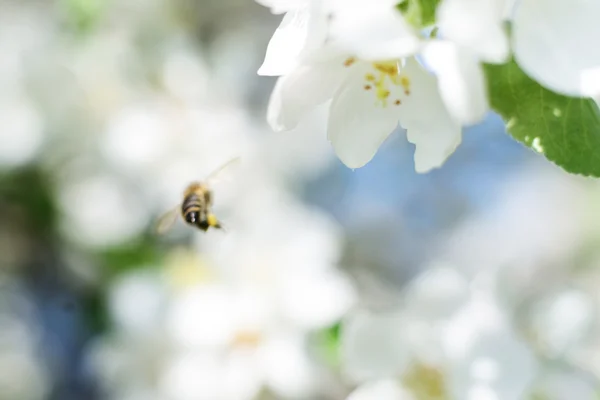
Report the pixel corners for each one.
[444,292,538,400]
[258,8,310,76]
[346,380,415,400]
[267,54,348,131]
[530,368,599,400]
[327,63,400,169]
[260,335,318,398]
[329,1,420,61]
[438,0,509,63]
[255,0,307,14]
[513,0,600,98]
[530,290,594,356]
[398,58,462,173]
[421,41,489,125]
[108,271,167,335]
[166,285,236,349]
[341,310,410,382]
[404,265,469,320]
[160,353,223,400]
[279,268,357,329]
[223,350,264,400]
[0,97,44,168]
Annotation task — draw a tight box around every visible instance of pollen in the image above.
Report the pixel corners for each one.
[364,60,409,107]
[400,75,411,96]
[343,57,356,67]
[378,89,390,98]
[374,62,399,76]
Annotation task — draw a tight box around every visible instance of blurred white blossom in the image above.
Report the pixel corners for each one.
[512,0,600,99]
[340,267,539,400]
[0,287,50,400]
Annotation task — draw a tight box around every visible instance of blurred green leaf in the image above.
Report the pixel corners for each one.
[313,322,342,368]
[98,234,164,277]
[485,59,600,177]
[397,0,440,28]
[60,0,108,34]
[0,168,57,234]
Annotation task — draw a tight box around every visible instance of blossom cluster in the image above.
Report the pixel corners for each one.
[256,0,600,173]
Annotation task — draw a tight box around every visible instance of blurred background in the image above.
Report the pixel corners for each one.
[2,0,600,399]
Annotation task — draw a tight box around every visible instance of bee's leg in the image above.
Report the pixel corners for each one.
[207,213,222,229]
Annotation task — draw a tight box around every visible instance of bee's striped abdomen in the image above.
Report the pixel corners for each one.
[182,193,204,224]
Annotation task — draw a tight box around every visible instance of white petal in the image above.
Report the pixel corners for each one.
[421,40,489,125]
[267,54,348,131]
[340,310,410,382]
[329,0,421,60]
[513,0,600,98]
[398,58,462,173]
[327,63,400,168]
[438,0,509,63]
[258,9,310,76]
[404,266,469,320]
[346,380,415,400]
[444,293,538,400]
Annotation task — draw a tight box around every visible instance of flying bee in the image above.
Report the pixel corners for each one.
[155,157,240,234]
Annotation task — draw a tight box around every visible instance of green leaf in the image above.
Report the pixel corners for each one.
[485,59,600,177]
[60,0,108,34]
[396,0,440,28]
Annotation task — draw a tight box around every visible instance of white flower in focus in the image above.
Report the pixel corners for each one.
[330,0,509,126]
[259,0,512,171]
[513,0,600,99]
[269,52,461,172]
[257,0,328,76]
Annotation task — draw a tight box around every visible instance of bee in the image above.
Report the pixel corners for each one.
[155,157,240,234]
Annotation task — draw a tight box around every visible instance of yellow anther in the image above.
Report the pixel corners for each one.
[374,61,399,76]
[343,57,356,67]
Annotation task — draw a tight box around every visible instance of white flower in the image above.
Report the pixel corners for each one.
[329,0,509,126]
[340,267,469,383]
[257,0,329,76]
[269,52,461,172]
[513,0,600,99]
[443,289,538,400]
[259,0,512,172]
[340,269,539,400]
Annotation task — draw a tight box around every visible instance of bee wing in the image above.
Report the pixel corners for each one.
[155,206,180,235]
[204,156,241,188]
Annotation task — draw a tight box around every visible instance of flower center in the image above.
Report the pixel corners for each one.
[343,58,411,107]
[230,330,263,349]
